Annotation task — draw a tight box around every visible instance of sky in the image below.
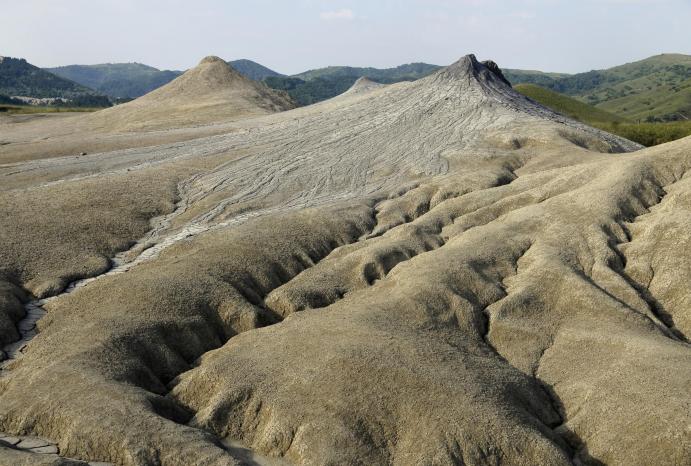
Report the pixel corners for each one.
[1,0,690,74]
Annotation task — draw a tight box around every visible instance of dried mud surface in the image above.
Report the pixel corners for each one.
[0,55,688,465]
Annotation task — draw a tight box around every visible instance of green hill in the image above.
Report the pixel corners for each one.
[268,55,691,115]
[503,69,570,88]
[515,83,691,147]
[47,60,283,99]
[228,59,284,80]
[44,60,439,105]
[294,62,441,82]
[0,56,103,100]
[47,63,182,99]
[557,54,691,121]
[263,75,355,106]
[37,53,691,122]
[514,83,626,124]
[265,63,441,106]
[0,56,110,109]
[508,54,691,122]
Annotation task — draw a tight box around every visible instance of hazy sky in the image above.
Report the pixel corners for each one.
[2,0,689,74]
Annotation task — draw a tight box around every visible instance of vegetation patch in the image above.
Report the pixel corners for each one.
[0,105,102,114]
[516,83,691,146]
[515,83,626,124]
[595,121,691,147]
[508,54,691,122]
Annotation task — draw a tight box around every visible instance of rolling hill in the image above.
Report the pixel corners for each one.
[515,83,691,147]
[265,62,442,105]
[503,69,571,88]
[43,60,441,105]
[39,53,691,119]
[514,83,626,124]
[47,59,284,99]
[293,62,441,81]
[47,62,182,99]
[0,56,109,106]
[588,54,691,121]
[508,54,691,121]
[228,59,284,80]
[272,54,691,117]
[86,56,295,131]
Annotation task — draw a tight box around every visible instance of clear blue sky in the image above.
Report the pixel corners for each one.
[2,0,689,74]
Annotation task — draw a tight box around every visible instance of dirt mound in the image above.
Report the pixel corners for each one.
[343,76,385,95]
[1,55,688,466]
[86,56,295,131]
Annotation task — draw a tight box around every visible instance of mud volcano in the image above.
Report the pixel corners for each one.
[0,55,688,465]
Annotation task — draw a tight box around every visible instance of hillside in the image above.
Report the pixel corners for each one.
[228,59,284,80]
[263,75,356,105]
[508,54,691,121]
[43,60,440,106]
[503,69,570,88]
[515,83,627,124]
[39,53,691,118]
[48,62,182,99]
[47,59,283,99]
[516,83,691,146]
[86,56,295,131]
[265,62,442,105]
[0,56,109,106]
[293,62,441,81]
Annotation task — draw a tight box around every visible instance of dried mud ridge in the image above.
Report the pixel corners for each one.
[169,161,689,465]
[0,55,689,465]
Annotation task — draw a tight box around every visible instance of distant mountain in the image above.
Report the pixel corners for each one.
[39,54,691,120]
[43,59,437,105]
[47,60,282,99]
[228,59,284,81]
[0,56,109,107]
[47,63,183,99]
[293,62,441,82]
[507,54,691,121]
[503,69,571,88]
[264,75,357,106]
[264,62,442,106]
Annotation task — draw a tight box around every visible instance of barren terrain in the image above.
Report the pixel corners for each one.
[0,55,688,465]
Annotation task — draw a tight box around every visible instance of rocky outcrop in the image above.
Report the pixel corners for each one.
[482,59,512,86]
